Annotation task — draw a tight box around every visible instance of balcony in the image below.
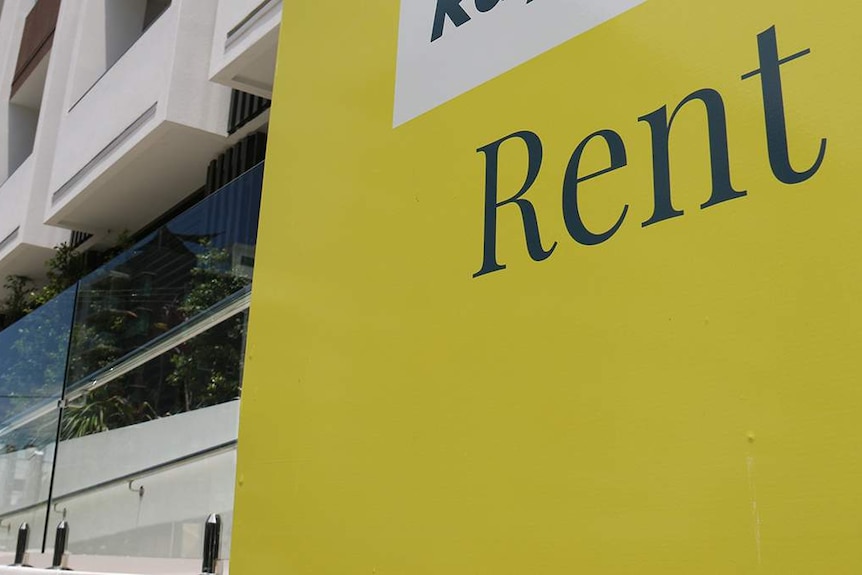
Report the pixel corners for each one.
[0,163,263,571]
[45,0,233,241]
[0,157,68,283]
[209,0,281,98]
[0,0,70,286]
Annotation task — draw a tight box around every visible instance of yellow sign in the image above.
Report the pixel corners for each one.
[233,1,862,572]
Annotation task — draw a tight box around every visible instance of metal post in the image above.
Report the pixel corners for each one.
[48,520,69,570]
[10,522,29,566]
[201,513,221,574]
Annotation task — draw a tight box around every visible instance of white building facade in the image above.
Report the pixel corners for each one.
[0,1,282,572]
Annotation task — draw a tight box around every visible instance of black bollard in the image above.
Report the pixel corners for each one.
[201,513,221,574]
[10,522,30,566]
[48,520,69,570]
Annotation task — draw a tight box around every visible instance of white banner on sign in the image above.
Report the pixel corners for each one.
[393,0,648,127]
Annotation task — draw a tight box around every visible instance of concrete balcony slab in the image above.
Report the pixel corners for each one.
[209,0,281,98]
[45,0,232,242]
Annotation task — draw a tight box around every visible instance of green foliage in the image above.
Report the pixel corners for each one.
[0,243,92,424]
[97,229,133,263]
[0,242,91,327]
[62,388,156,439]
[31,243,89,308]
[0,238,251,440]
[0,287,76,422]
[61,244,249,438]
[165,245,249,412]
[1,275,35,327]
[166,314,245,414]
[179,245,249,314]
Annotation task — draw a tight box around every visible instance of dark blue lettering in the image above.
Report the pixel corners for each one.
[742,26,827,184]
[474,0,502,12]
[431,0,471,42]
[562,130,629,245]
[475,131,556,278]
[639,88,746,227]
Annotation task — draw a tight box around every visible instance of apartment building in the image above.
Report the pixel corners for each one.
[0,0,282,572]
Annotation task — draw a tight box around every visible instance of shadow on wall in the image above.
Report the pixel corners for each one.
[69,0,172,109]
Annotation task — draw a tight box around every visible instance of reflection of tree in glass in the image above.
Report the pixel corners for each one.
[0,244,88,425]
[67,229,199,384]
[1,275,33,327]
[62,390,156,440]
[166,245,248,412]
[0,291,74,423]
[62,244,250,439]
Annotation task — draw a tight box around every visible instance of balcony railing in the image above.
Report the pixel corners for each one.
[0,162,263,560]
[227,89,270,135]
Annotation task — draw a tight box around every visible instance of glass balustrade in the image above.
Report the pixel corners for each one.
[51,309,247,561]
[0,162,262,559]
[0,285,76,423]
[0,285,77,543]
[67,162,262,388]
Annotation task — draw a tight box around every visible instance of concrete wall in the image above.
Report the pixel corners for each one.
[45,0,232,242]
[0,401,240,562]
[165,0,232,134]
[6,104,37,175]
[0,0,37,183]
[209,0,281,97]
[67,0,149,107]
[0,156,30,247]
[0,0,69,289]
[52,0,173,197]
